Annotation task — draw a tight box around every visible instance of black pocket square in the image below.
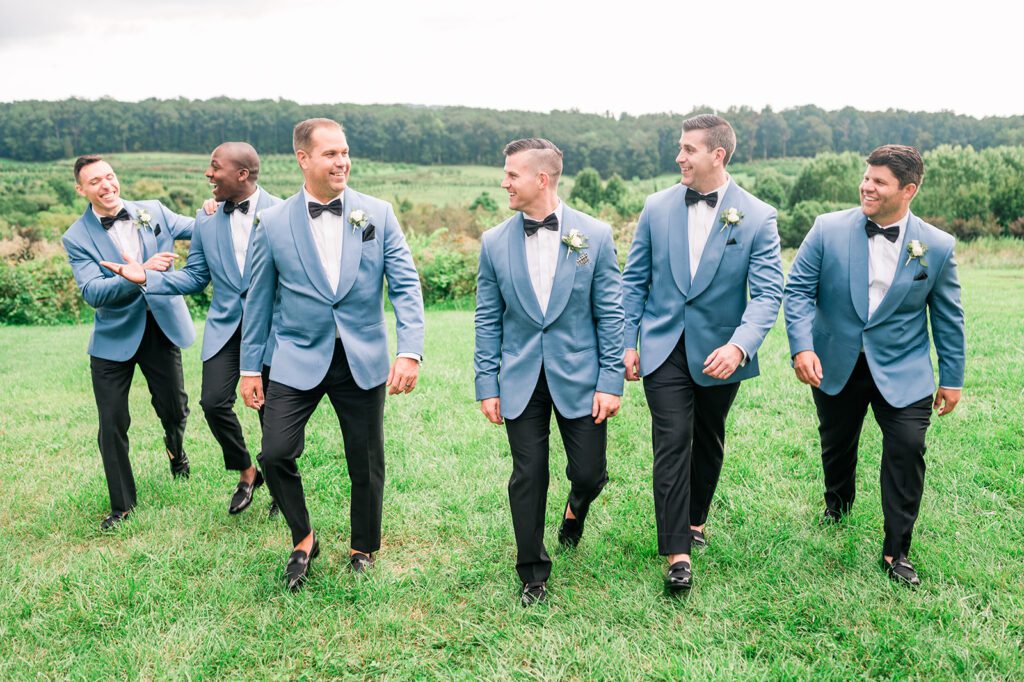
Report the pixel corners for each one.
[726,238,738,246]
[154,224,162,237]
[362,224,376,242]
[913,271,928,281]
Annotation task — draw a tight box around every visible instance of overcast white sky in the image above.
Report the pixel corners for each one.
[1,0,1020,118]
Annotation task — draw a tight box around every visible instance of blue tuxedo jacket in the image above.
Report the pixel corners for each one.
[144,188,282,364]
[622,181,784,383]
[62,200,195,361]
[784,208,965,407]
[240,188,425,391]
[474,206,625,420]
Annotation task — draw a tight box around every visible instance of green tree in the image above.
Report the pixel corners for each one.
[570,168,604,208]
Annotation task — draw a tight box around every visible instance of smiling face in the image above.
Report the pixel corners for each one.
[296,125,351,202]
[205,146,249,203]
[860,164,917,226]
[75,160,121,215]
[676,129,726,193]
[501,151,546,215]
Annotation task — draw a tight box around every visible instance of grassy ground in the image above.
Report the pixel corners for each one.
[1,264,1021,679]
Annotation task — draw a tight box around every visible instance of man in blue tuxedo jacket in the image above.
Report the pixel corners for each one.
[622,115,784,591]
[475,138,624,606]
[102,143,282,517]
[784,145,965,586]
[239,118,425,591]
[62,155,197,530]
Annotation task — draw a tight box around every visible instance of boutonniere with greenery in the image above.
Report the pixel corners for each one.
[133,209,153,231]
[905,239,928,267]
[561,228,590,266]
[348,209,370,234]
[253,210,263,229]
[719,207,743,232]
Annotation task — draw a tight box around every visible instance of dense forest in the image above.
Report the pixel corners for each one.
[3,98,1024,178]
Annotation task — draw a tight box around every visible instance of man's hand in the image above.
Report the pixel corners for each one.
[703,344,744,380]
[202,198,218,215]
[386,356,420,395]
[624,349,641,381]
[592,392,621,424]
[240,376,264,410]
[480,397,502,424]
[793,350,823,387]
[934,387,961,416]
[99,252,177,284]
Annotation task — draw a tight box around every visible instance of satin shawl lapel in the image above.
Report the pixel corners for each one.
[507,214,545,326]
[240,188,275,291]
[288,194,335,301]
[334,189,364,302]
[83,207,125,267]
[666,185,691,296]
[686,182,738,302]
[542,207,580,325]
[849,214,870,324]
[214,206,241,288]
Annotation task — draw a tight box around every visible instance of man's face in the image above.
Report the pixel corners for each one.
[75,160,121,213]
[860,164,916,224]
[501,152,541,213]
[675,129,722,190]
[205,147,248,202]
[297,126,351,200]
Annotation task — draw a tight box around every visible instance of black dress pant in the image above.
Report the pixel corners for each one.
[812,353,932,559]
[643,333,739,556]
[200,324,270,471]
[504,369,608,585]
[258,340,386,549]
[89,311,190,514]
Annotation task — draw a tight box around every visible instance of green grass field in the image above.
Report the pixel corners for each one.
[1,262,1021,679]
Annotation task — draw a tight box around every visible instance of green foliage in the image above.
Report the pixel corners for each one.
[570,167,604,208]
[751,168,792,210]
[0,256,87,324]
[788,152,863,208]
[603,174,627,207]
[780,200,850,248]
[405,228,478,304]
[469,191,498,212]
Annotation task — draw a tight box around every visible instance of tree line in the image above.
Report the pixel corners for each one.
[3,98,1023,178]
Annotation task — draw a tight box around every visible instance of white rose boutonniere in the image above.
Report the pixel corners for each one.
[905,239,928,267]
[134,209,153,230]
[561,228,590,266]
[348,209,370,234]
[719,207,743,232]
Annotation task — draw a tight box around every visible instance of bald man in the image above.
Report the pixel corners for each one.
[104,143,283,516]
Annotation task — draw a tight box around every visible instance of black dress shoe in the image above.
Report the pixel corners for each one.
[100,509,131,531]
[558,516,583,548]
[819,508,843,526]
[883,556,921,586]
[521,581,547,606]
[349,551,375,574]
[267,499,280,519]
[284,536,320,591]
[665,561,692,592]
[169,451,190,479]
[228,471,264,515]
[690,529,707,548]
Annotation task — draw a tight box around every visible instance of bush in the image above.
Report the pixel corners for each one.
[779,200,850,248]
[0,255,89,324]
[405,229,478,304]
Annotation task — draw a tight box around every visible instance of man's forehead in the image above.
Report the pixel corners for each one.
[80,161,114,180]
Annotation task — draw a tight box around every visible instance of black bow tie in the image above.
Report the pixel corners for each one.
[308,198,343,219]
[865,220,900,243]
[99,208,131,230]
[523,213,559,237]
[684,188,718,208]
[224,199,250,215]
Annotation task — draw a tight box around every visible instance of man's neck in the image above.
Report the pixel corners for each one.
[686,172,728,195]
[227,184,258,204]
[869,207,909,227]
[304,184,341,206]
[523,195,559,222]
[92,201,125,218]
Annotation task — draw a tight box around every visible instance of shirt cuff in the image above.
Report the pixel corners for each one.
[398,352,423,363]
[240,371,262,377]
[729,342,749,367]
[939,386,962,390]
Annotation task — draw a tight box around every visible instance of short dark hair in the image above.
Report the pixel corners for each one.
[682,114,737,165]
[293,118,344,153]
[74,155,104,183]
[502,138,563,181]
[866,145,924,188]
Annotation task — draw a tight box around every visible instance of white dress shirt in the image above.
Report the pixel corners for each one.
[524,201,564,314]
[95,204,141,263]
[687,177,731,282]
[867,212,910,318]
[304,187,346,295]
[229,187,261,275]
